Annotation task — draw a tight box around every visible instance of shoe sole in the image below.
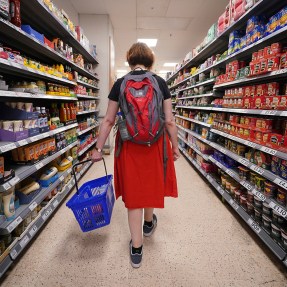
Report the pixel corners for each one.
[143,220,157,237]
[130,260,142,268]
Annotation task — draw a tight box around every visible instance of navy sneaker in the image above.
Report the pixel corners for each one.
[143,214,157,237]
[129,240,142,268]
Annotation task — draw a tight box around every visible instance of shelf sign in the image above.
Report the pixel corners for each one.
[10,249,18,260]
[42,207,53,221]
[251,165,264,175]
[0,143,17,153]
[35,162,44,170]
[3,182,11,190]
[269,201,287,218]
[18,139,29,146]
[229,198,239,210]
[29,201,37,211]
[29,225,38,237]
[226,169,235,178]
[239,158,249,167]
[218,187,225,196]
[53,199,59,208]
[260,146,277,156]
[19,235,29,248]
[261,110,277,116]
[240,181,253,191]
[252,189,266,202]
[247,218,261,234]
[59,175,65,182]
[7,216,23,232]
[273,178,287,190]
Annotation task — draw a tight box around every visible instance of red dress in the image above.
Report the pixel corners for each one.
[114,132,178,208]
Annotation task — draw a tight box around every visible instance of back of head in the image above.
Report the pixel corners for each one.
[126,42,154,69]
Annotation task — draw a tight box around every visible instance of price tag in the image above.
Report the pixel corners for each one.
[10,176,20,186]
[19,235,29,248]
[261,110,277,116]
[239,158,249,166]
[273,178,287,190]
[269,201,287,218]
[247,218,261,234]
[245,141,257,148]
[42,207,53,221]
[10,249,18,260]
[217,162,224,169]
[59,175,65,182]
[60,148,66,155]
[218,188,225,196]
[67,168,72,174]
[219,147,226,154]
[29,201,37,211]
[260,146,277,156]
[229,199,239,210]
[252,189,266,201]
[35,162,44,170]
[226,169,235,178]
[53,199,59,208]
[7,216,23,232]
[68,183,73,190]
[30,135,40,142]
[251,165,264,175]
[29,225,38,237]
[18,139,28,146]
[11,62,22,69]
[240,181,253,191]
[0,143,17,153]
[3,182,11,190]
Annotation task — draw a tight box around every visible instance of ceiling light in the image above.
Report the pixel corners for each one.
[159,70,170,74]
[163,63,177,67]
[125,62,129,66]
[137,38,158,47]
[117,69,127,73]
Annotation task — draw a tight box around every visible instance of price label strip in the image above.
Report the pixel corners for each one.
[251,165,264,175]
[29,225,38,237]
[53,199,59,208]
[239,158,249,167]
[18,139,29,146]
[247,218,261,234]
[229,199,239,210]
[269,201,287,218]
[35,162,44,170]
[226,169,235,178]
[261,110,277,116]
[252,189,266,202]
[10,176,20,186]
[10,249,18,260]
[7,216,23,233]
[19,235,30,248]
[29,201,37,211]
[42,207,53,222]
[59,175,65,182]
[0,143,17,153]
[260,146,277,156]
[240,181,253,191]
[273,178,287,191]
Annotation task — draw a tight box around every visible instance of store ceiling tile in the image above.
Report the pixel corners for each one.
[69,0,107,14]
[136,0,170,17]
[137,17,193,30]
[166,0,208,18]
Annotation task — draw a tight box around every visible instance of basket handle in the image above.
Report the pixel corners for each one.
[72,158,108,195]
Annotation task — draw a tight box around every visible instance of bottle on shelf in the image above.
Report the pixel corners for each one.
[10,0,21,27]
[65,103,71,121]
[2,186,15,221]
[60,103,67,123]
[36,107,43,128]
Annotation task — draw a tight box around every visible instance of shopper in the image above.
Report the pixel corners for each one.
[91,42,179,268]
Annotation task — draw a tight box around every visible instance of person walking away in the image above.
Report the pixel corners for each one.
[92,42,179,268]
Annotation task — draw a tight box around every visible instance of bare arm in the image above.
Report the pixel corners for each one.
[163,99,180,161]
[91,100,119,161]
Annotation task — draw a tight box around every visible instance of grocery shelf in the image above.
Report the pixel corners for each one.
[78,138,98,156]
[76,109,98,116]
[0,141,78,192]
[175,106,287,117]
[178,135,210,161]
[210,129,287,161]
[175,115,211,128]
[179,145,287,262]
[77,80,99,90]
[77,124,99,136]
[209,156,287,219]
[0,90,77,101]
[7,160,92,263]
[171,78,216,92]
[0,123,78,154]
[21,0,98,64]
[166,0,284,84]
[0,166,73,234]
[76,94,100,100]
[0,58,76,87]
[178,92,215,100]
[0,253,13,278]
[214,68,287,90]
[0,18,98,80]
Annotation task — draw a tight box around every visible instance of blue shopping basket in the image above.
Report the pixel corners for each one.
[66,158,115,232]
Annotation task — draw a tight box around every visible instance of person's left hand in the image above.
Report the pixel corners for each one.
[91,149,103,162]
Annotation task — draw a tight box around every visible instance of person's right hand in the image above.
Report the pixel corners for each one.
[173,147,180,161]
[91,149,103,162]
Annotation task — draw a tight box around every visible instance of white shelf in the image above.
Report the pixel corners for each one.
[76,109,99,116]
[77,124,99,136]
[78,138,98,156]
[171,78,216,92]
[76,94,100,100]
[175,115,211,127]
[178,92,214,100]
[77,80,99,90]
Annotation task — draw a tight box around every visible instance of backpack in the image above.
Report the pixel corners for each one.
[118,71,165,145]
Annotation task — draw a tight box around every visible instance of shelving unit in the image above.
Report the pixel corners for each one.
[0,0,102,277]
[171,0,287,267]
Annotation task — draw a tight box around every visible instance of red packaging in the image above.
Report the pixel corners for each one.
[279,96,287,110]
[243,97,254,109]
[270,96,281,109]
[267,56,280,72]
[262,132,271,144]
[254,131,263,143]
[238,87,244,97]
[237,98,244,108]
[254,96,266,109]
[266,82,280,96]
[280,53,287,69]
[261,119,273,130]
[258,49,264,59]
[256,84,267,96]
[269,133,284,146]
[254,60,261,75]
[252,52,258,61]
[264,46,272,57]
[271,43,282,55]
[260,58,268,74]
[263,96,273,110]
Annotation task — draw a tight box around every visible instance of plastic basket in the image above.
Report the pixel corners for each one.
[66,159,115,232]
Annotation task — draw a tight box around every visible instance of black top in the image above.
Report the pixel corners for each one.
[108,70,171,102]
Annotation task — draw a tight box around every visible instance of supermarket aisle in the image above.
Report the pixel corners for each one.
[2,154,287,287]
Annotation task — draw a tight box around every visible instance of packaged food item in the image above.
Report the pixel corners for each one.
[264,181,277,198]
[238,166,249,180]
[255,176,265,192]
[277,188,286,206]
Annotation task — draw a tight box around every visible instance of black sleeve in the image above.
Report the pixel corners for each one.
[154,75,171,100]
[108,78,124,102]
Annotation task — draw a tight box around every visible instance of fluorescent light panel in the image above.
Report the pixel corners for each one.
[137,38,158,47]
[117,69,127,73]
[163,63,177,67]
[125,62,129,66]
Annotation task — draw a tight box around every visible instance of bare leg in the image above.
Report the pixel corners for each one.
[128,208,143,248]
[144,208,154,222]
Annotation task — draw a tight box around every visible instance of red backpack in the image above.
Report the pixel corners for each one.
[118,71,165,145]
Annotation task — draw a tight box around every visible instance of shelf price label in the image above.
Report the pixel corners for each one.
[252,189,266,202]
[260,146,277,156]
[19,235,30,248]
[247,218,261,234]
[42,207,53,221]
[245,141,257,148]
[251,165,264,175]
[10,176,20,186]
[59,175,65,182]
[269,201,287,218]
[239,158,249,167]
[29,201,37,211]
[226,169,235,178]
[35,162,44,170]
[0,143,17,153]
[218,187,225,196]
[18,139,29,146]
[261,110,277,116]
[53,199,59,208]
[10,249,18,260]
[7,216,23,233]
[3,182,11,191]
[273,178,287,190]
[229,199,239,210]
[29,225,38,237]
[240,181,253,191]
[219,147,227,154]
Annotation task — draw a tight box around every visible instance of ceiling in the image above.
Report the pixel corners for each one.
[68,0,229,77]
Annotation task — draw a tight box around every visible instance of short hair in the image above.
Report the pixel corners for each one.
[126,42,154,69]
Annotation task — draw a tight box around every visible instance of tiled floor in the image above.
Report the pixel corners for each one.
[1,154,287,286]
